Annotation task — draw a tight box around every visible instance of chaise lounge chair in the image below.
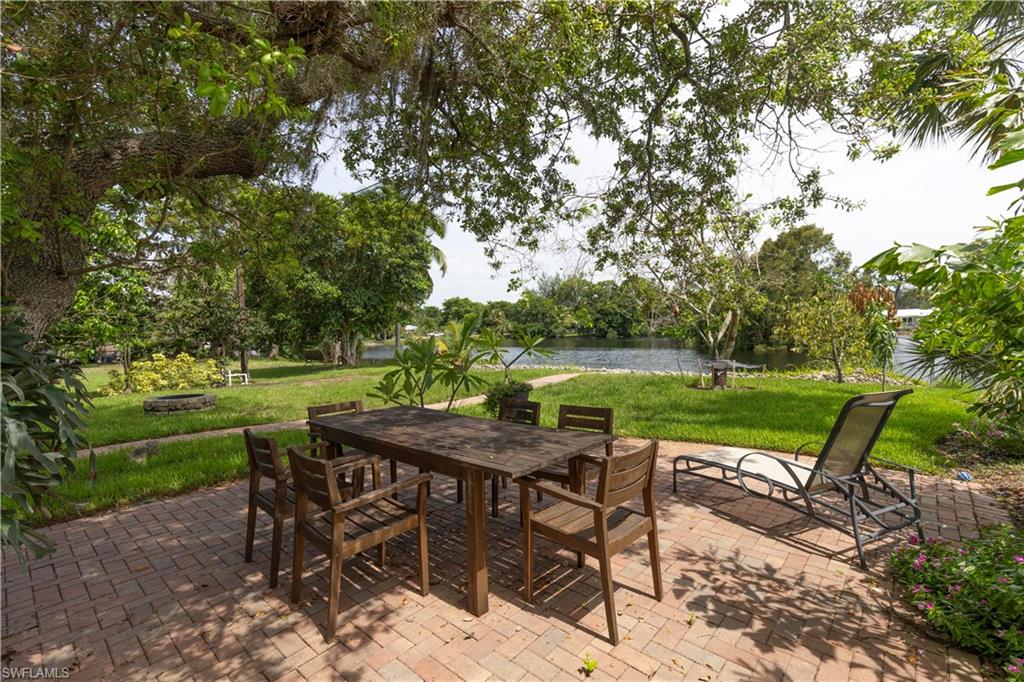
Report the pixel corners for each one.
[671,390,922,567]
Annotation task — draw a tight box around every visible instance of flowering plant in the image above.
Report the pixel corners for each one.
[891,526,1023,678]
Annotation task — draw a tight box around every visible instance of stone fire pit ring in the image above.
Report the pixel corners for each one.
[143,393,217,415]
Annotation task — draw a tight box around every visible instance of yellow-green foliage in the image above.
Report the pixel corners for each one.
[100,353,221,395]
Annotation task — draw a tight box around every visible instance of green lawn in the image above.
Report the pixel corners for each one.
[82,359,561,446]
[458,374,970,473]
[47,371,971,526]
[45,429,310,523]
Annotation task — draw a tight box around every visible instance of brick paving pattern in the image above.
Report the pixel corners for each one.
[1,439,1010,681]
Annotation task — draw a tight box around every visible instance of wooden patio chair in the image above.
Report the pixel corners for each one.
[532,405,614,500]
[287,443,431,641]
[241,430,304,588]
[307,401,383,495]
[489,398,542,517]
[671,390,921,567]
[518,439,662,645]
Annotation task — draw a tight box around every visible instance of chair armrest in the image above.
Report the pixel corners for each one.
[867,456,918,474]
[289,441,333,458]
[333,473,432,513]
[515,476,603,511]
[575,453,608,466]
[329,455,383,475]
[794,441,824,461]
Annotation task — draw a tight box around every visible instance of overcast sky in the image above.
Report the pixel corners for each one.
[313,132,1015,306]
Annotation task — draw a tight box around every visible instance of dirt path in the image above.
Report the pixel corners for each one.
[91,372,583,455]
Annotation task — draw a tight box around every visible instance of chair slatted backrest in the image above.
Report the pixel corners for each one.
[288,447,342,512]
[809,390,913,489]
[307,400,364,442]
[244,429,287,481]
[498,398,541,426]
[557,404,614,456]
[597,440,658,509]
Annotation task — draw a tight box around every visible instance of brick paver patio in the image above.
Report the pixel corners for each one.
[1,440,1010,681]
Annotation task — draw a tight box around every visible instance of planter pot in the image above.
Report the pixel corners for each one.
[512,390,531,401]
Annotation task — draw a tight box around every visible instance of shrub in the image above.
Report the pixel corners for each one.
[1,318,91,563]
[100,353,221,394]
[890,526,1024,677]
[483,380,533,416]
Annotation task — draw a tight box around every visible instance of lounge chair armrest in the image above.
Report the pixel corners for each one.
[735,451,819,497]
[515,476,602,511]
[740,451,818,474]
[868,456,918,474]
[333,473,432,513]
[794,441,824,461]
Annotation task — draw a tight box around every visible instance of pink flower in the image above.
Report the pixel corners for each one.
[926,536,939,545]
[912,584,931,594]
[1013,555,1024,564]
[912,553,927,570]
[907,534,919,546]
[1009,664,1020,674]
[947,584,963,595]
[998,576,1011,584]
[917,601,934,611]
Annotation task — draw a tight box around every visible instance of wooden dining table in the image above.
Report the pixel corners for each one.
[309,405,614,616]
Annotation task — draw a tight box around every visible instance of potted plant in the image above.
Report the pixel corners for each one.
[478,329,554,415]
[483,379,535,415]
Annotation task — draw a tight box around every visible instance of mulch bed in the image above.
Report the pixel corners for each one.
[937,430,1024,527]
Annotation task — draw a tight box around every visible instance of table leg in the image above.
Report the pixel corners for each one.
[465,469,489,616]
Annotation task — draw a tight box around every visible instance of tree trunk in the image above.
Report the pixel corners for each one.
[832,352,844,383]
[236,260,248,375]
[4,122,269,339]
[395,321,402,352]
[339,331,360,367]
[720,309,740,360]
[121,343,133,392]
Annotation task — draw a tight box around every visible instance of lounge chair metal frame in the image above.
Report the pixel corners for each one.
[671,390,923,567]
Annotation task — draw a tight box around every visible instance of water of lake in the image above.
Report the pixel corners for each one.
[362,336,921,375]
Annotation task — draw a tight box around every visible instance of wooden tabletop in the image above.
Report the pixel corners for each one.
[310,406,614,479]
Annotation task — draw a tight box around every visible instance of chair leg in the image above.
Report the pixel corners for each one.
[502,476,508,489]
[519,484,533,603]
[269,512,284,588]
[417,483,430,596]
[598,552,618,645]
[672,458,678,493]
[291,527,305,603]
[457,479,463,503]
[648,527,663,601]
[420,467,431,497]
[390,459,399,499]
[326,551,342,641]
[371,461,382,490]
[491,476,499,518]
[849,484,867,569]
[244,496,257,562]
[378,541,386,568]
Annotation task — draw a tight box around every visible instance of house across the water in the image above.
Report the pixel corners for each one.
[896,308,933,330]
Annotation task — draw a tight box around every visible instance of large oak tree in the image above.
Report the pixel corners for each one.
[2,1,1010,337]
